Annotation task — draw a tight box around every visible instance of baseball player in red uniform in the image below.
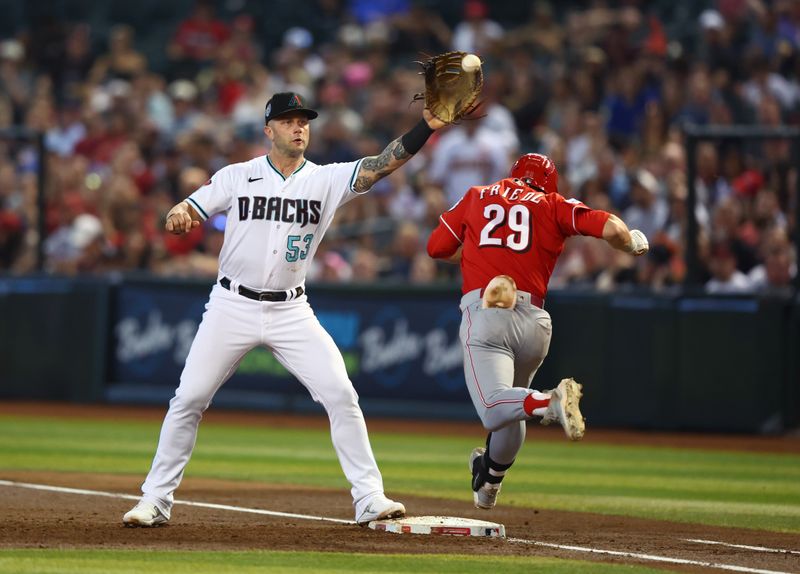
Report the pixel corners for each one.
[427,153,649,510]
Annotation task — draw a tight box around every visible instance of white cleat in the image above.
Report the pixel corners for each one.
[123,501,168,527]
[356,495,406,525]
[541,378,585,441]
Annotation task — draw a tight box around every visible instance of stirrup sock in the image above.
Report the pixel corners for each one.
[524,390,551,417]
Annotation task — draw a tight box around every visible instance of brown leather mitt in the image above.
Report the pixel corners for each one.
[482,275,517,309]
[412,51,483,124]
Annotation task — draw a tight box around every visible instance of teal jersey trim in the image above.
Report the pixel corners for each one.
[266,156,307,181]
[186,197,209,220]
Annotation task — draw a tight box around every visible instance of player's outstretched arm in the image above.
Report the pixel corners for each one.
[602,214,649,255]
[165,201,201,235]
[353,109,445,193]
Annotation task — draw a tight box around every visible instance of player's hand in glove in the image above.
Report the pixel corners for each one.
[627,229,649,256]
[413,51,483,126]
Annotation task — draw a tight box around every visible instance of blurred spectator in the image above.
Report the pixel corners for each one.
[428,119,509,206]
[705,241,753,293]
[45,102,86,157]
[636,235,683,290]
[603,64,659,147]
[710,196,758,273]
[504,2,564,65]
[409,252,437,284]
[390,3,451,58]
[384,221,421,280]
[317,250,353,282]
[351,247,380,282]
[0,209,23,268]
[44,212,105,274]
[156,212,224,277]
[55,24,94,104]
[168,0,230,80]
[349,0,409,25]
[452,0,503,57]
[748,228,796,293]
[162,166,207,258]
[0,39,32,123]
[622,169,668,242]
[89,25,147,85]
[0,0,796,294]
[165,79,202,142]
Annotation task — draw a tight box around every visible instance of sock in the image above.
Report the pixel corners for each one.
[484,451,513,484]
[524,390,551,417]
[487,467,505,484]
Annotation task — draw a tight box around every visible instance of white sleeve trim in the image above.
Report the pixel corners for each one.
[440,215,462,243]
[571,204,581,235]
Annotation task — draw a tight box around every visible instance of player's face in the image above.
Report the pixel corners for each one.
[265,112,310,158]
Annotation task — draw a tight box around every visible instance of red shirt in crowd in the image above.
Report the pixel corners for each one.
[427,178,611,299]
[174,18,229,61]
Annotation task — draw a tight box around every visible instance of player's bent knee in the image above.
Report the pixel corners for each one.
[477,410,507,433]
[319,384,360,412]
[170,389,214,414]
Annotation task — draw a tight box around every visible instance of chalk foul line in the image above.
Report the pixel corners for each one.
[0,479,354,525]
[505,538,794,574]
[682,538,800,556]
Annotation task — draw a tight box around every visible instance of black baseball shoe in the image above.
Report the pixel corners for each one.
[469,447,501,510]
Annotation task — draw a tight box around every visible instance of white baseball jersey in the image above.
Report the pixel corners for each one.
[186,155,367,290]
[136,153,393,522]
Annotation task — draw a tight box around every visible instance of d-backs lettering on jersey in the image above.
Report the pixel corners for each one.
[428,177,610,298]
[186,156,367,291]
[237,196,321,227]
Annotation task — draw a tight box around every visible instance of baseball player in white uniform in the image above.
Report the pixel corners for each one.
[123,92,445,527]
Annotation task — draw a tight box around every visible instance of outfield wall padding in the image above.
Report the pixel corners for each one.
[0,275,795,433]
[0,277,108,401]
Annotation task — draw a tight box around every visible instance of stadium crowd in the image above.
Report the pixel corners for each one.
[0,0,796,294]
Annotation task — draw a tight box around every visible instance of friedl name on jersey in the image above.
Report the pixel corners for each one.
[237,196,321,227]
[479,184,545,203]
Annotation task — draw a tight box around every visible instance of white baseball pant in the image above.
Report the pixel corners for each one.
[139,284,384,519]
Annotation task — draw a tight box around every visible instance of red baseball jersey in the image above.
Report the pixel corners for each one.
[427,178,610,298]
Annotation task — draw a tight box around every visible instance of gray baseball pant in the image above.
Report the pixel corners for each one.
[459,288,552,465]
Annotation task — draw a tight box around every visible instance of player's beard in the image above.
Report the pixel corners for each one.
[274,134,307,159]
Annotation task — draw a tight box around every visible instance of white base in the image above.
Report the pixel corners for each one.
[368,515,505,538]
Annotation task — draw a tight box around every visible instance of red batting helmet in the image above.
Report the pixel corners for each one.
[510,153,559,194]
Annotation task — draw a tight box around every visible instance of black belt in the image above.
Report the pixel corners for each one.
[219,277,304,302]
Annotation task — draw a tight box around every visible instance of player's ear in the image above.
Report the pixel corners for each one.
[263,124,272,140]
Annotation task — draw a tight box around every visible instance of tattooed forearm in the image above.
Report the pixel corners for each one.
[361,139,409,173]
[354,138,413,192]
[354,175,373,192]
[392,140,411,161]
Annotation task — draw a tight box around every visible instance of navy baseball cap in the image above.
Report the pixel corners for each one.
[264,92,319,124]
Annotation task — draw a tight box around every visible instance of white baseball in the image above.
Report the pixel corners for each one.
[461,54,481,73]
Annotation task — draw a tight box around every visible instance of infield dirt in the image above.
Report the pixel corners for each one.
[0,403,798,573]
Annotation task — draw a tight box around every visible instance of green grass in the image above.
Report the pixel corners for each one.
[0,549,668,574]
[0,415,798,533]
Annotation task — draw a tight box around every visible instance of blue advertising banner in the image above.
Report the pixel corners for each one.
[109,281,468,406]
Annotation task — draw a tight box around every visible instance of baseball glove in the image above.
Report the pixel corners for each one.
[482,275,517,310]
[412,51,483,124]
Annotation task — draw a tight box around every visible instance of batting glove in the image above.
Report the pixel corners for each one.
[628,229,649,256]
